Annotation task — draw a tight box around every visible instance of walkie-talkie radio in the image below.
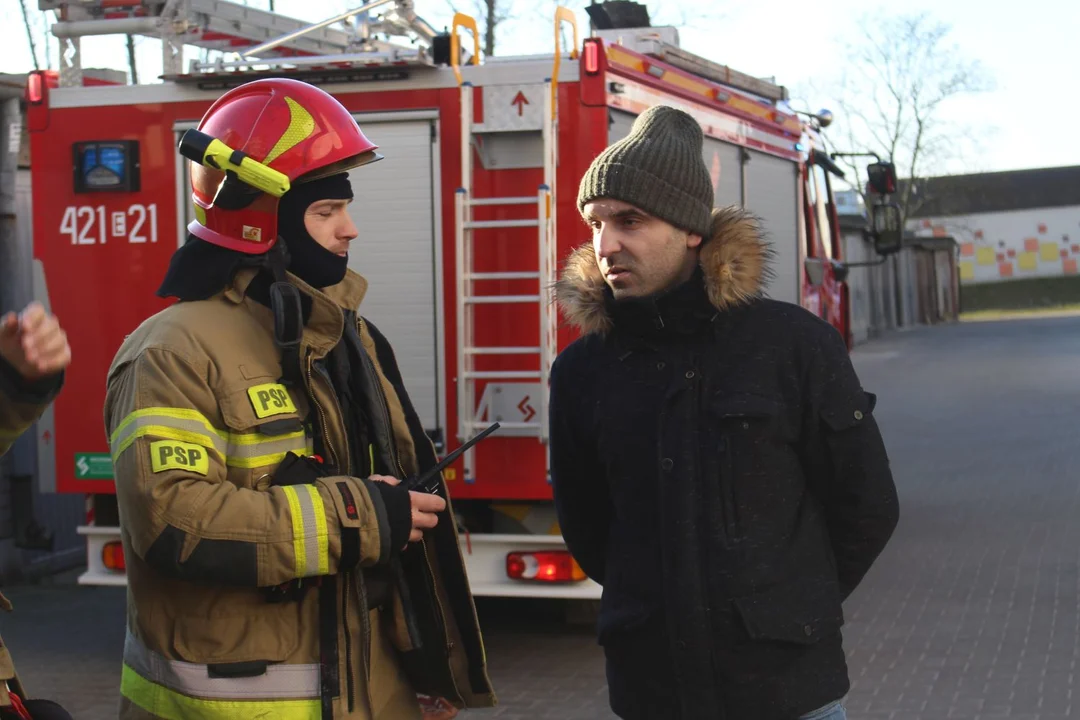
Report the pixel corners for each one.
[405,422,501,494]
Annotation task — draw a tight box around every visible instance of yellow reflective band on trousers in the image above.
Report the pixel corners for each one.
[281,484,330,577]
[110,407,311,471]
[121,665,320,720]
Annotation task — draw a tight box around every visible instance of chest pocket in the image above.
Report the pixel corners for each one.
[711,392,794,458]
[709,393,799,539]
[219,380,312,490]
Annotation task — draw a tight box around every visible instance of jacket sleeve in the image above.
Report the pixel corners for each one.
[549,353,610,584]
[0,355,62,458]
[802,327,899,600]
[105,345,395,588]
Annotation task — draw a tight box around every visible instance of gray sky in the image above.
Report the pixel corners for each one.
[2,0,1074,176]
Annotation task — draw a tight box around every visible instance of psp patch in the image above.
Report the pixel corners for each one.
[150,440,210,476]
[248,383,297,419]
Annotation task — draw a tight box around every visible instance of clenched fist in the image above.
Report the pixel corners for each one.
[0,302,72,381]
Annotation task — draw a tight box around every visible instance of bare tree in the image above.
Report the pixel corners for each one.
[126,34,139,84]
[438,0,513,58]
[642,2,726,34]
[18,0,40,71]
[11,2,56,72]
[42,10,53,70]
[478,0,514,57]
[438,0,725,61]
[829,12,993,219]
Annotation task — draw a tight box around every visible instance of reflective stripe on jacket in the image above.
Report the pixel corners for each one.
[104,268,494,719]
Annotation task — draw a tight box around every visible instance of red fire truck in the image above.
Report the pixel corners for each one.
[24,0,876,595]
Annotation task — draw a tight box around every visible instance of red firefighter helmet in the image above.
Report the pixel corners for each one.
[187,78,381,254]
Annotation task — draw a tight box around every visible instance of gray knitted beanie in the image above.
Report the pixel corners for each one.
[577,105,713,237]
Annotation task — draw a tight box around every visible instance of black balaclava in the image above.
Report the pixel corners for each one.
[157,172,354,302]
[157,234,261,301]
[277,172,354,289]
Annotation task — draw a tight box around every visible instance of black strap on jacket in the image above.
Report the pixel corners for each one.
[265,242,306,391]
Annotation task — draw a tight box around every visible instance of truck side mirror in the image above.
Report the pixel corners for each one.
[867,161,897,196]
[871,202,903,256]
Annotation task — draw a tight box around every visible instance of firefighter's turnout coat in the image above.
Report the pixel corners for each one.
[0,351,63,709]
[103,267,495,719]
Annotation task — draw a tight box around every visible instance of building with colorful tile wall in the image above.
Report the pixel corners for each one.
[904,166,1080,285]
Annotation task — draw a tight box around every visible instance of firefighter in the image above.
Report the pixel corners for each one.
[103,78,495,719]
[550,105,898,719]
[0,302,74,720]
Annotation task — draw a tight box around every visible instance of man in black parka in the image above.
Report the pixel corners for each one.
[550,105,899,720]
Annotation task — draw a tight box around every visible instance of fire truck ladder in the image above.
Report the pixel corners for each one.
[453,8,578,480]
[41,0,441,87]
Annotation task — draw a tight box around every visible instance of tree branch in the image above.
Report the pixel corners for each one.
[19,0,39,71]
[825,10,992,215]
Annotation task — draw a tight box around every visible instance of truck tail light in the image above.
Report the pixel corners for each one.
[583,40,601,75]
[506,551,586,583]
[27,72,44,105]
[103,541,126,572]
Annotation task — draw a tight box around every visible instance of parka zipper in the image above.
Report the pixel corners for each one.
[357,568,372,688]
[342,577,355,712]
[421,539,465,702]
[357,317,465,701]
[356,317,408,480]
[305,350,358,711]
[305,352,340,468]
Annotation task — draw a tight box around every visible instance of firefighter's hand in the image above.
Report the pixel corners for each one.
[0,303,71,381]
[370,475,447,543]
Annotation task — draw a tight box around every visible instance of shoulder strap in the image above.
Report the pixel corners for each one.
[265,242,305,390]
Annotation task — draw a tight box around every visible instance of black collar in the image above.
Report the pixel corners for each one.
[606,268,718,347]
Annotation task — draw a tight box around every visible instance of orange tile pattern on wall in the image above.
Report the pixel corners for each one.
[921,214,1080,284]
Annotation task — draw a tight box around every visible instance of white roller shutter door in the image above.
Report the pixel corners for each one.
[345,119,441,433]
[743,150,800,305]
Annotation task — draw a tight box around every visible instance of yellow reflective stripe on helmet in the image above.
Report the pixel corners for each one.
[281,484,329,578]
[121,664,320,720]
[111,407,310,471]
[262,97,316,166]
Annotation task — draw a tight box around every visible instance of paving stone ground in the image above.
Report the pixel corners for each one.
[3,315,1079,719]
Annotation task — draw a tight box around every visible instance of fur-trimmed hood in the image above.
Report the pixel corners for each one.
[554,206,774,335]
